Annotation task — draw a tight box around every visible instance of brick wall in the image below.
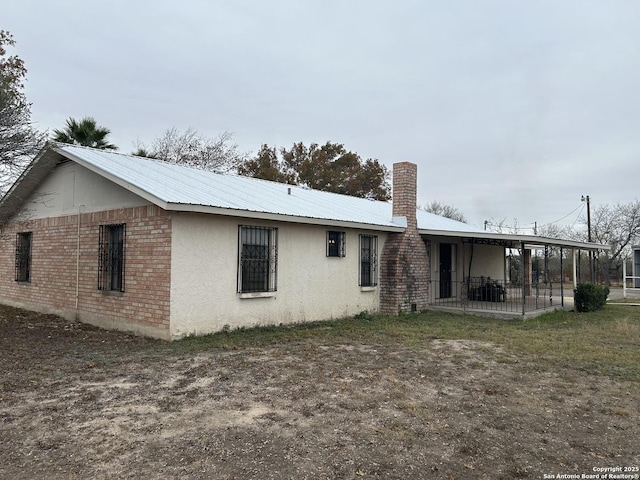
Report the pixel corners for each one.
[0,205,172,338]
[380,162,430,314]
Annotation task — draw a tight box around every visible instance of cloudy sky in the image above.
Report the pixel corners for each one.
[5,0,640,231]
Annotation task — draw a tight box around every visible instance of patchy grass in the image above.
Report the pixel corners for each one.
[2,303,639,479]
[171,306,640,382]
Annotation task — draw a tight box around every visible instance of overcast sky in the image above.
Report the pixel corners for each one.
[5,1,640,231]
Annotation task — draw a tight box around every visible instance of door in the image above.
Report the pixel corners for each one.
[440,243,452,298]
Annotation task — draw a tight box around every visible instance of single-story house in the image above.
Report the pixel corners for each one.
[0,143,606,339]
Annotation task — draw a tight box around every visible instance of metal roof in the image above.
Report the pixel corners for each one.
[54,144,486,233]
[0,143,608,250]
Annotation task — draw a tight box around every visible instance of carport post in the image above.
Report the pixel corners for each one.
[560,247,564,307]
[522,241,526,316]
[572,249,578,289]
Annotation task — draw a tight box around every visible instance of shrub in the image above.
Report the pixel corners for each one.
[353,310,374,321]
[574,283,610,312]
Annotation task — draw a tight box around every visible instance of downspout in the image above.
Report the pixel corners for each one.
[75,205,84,318]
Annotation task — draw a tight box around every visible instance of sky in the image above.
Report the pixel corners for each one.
[4,0,640,232]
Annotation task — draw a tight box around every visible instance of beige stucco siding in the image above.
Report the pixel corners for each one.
[20,161,149,220]
[466,244,506,279]
[170,212,385,337]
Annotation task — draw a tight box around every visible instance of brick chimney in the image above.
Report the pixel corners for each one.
[380,162,430,314]
[391,162,418,229]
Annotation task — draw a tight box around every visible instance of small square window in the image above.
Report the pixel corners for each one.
[327,231,346,257]
[15,232,32,282]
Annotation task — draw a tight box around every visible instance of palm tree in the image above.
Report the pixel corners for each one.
[52,116,117,150]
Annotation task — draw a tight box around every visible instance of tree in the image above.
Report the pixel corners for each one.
[135,127,246,173]
[0,30,45,191]
[420,201,467,223]
[238,141,391,201]
[588,201,640,284]
[237,144,294,184]
[52,116,117,149]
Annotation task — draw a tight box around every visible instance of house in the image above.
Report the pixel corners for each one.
[0,144,606,339]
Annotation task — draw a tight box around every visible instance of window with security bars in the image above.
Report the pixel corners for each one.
[238,226,278,293]
[98,224,125,292]
[359,234,378,287]
[326,231,346,257]
[15,232,32,282]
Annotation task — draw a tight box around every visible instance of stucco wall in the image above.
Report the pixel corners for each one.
[20,160,148,220]
[466,244,506,280]
[170,212,386,337]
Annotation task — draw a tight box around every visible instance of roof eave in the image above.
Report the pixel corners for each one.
[166,203,405,231]
[0,145,62,224]
[419,228,610,251]
[53,145,170,210]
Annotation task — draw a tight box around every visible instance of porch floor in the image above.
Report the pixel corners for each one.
[427,291,575,320]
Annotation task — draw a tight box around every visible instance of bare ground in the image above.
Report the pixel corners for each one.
[0,306,638,479]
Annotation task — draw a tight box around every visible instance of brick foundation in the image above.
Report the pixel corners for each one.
[380,163,430,314]
[0,205,172,338]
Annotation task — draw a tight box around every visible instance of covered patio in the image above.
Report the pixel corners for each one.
[422,231,608,319]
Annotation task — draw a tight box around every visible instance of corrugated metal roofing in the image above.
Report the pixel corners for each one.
[55,144,484,233]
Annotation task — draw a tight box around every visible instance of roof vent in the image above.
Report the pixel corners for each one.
[287,187,291,195]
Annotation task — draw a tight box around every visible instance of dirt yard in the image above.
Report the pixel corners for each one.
[1,306,638,480]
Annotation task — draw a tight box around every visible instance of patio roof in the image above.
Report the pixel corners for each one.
[418,228,610,252]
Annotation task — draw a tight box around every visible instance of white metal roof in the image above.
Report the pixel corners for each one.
[55,144,484,233]
[0,143,608,250]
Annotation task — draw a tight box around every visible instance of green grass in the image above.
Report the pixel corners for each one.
[170,306,640,381]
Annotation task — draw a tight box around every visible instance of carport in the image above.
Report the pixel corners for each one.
[423,229,610,317]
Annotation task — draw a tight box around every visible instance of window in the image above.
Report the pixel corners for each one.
[15,232,32,282]
[326,231,346,257]
[359,234,378,287]
[98,224,125,292]
[238,226,278,293]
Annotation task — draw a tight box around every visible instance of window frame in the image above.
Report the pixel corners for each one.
[238,225,278,294]
[326,231,346,257]
[359,234,378,287]
[98,223,126,293]
[15,232,32,282]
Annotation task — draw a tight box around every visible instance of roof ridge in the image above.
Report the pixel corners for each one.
[55,143,393,205]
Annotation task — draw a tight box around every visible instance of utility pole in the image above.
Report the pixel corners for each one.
[582,195,593,282]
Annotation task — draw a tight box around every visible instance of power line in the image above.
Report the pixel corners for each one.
[484,203,587,233]
[571,203,586,228]
[541,203,585,226]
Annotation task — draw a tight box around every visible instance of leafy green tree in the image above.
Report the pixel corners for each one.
[53,116,117,150]
[239,141,390,200]
[238,144,294,183]
[0,30,45,191]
